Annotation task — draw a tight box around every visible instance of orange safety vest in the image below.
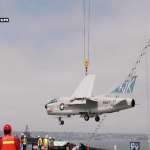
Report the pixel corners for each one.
[2,136,16,150]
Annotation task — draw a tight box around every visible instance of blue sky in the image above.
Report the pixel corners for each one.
[0,0,150,135]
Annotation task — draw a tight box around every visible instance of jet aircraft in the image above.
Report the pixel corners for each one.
[45,71,136,125]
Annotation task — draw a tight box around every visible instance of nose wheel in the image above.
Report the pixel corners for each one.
[58,117,64,125]
[95,116,100,122]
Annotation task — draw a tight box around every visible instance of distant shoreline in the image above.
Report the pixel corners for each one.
[0,131,148,140]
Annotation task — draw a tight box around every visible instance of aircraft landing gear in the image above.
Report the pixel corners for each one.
[59,117,64,125]
[95,116,100,122]
[60,120,64,125]
[84,115,89,121]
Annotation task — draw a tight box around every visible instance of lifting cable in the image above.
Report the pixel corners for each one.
[87,0,90,74]
[145,18,150,150]
[114,40,150,148]
[83,0,90,76]
[115,39,150,98]
[83,0,85,61]
[146,43,150,150]
[86,114,108,146]
[61,125,70,142]
[125,39,150,82]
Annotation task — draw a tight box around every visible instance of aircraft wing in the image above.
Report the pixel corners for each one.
[71,75,95,98]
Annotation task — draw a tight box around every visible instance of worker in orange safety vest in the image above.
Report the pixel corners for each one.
[0,124,20,150]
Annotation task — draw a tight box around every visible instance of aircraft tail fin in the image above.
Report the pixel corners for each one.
[108,71,137,94]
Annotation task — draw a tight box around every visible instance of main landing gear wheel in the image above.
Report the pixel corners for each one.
[95,116,100,122]
[84,115,89,121]
[58,117,64,125]
[61,120,64,125]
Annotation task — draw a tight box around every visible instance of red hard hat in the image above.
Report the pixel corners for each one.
[3,124,12,131]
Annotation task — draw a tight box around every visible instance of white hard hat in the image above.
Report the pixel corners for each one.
[49,137,51,139]
[24,135,26,138]
[21,133,24,136]
[38,136,40,138]
[45,135,49,138]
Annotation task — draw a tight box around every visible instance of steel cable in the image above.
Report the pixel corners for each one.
[88,0,90,60]
[83,0,85,60]
[146,44,150,150]
[86,114,108,146]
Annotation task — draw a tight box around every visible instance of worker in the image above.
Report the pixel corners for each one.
[43,135,49,150]
[0,124,20,150]
[49,137,54,150]
[23,135,27,150]
[47,136,49,150]
[38,136,43,150]
[19,133,24,150]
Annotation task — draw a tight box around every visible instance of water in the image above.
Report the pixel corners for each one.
[72,140,148,150]
[26,140,148,150]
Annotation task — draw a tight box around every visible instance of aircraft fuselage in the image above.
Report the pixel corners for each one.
[45,97,135,116]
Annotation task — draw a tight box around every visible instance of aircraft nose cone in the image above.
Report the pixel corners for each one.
[45,104,47,109]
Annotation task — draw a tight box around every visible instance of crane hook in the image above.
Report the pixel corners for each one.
[84,59,89,76]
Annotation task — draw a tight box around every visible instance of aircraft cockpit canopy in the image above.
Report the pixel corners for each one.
[49,98,59,104]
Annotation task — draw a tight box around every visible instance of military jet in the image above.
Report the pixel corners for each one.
[45,71,136,125]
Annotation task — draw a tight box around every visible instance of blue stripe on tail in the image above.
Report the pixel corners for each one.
[110,76,137,93]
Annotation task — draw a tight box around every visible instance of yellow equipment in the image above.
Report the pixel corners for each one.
[84,59,89,75]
